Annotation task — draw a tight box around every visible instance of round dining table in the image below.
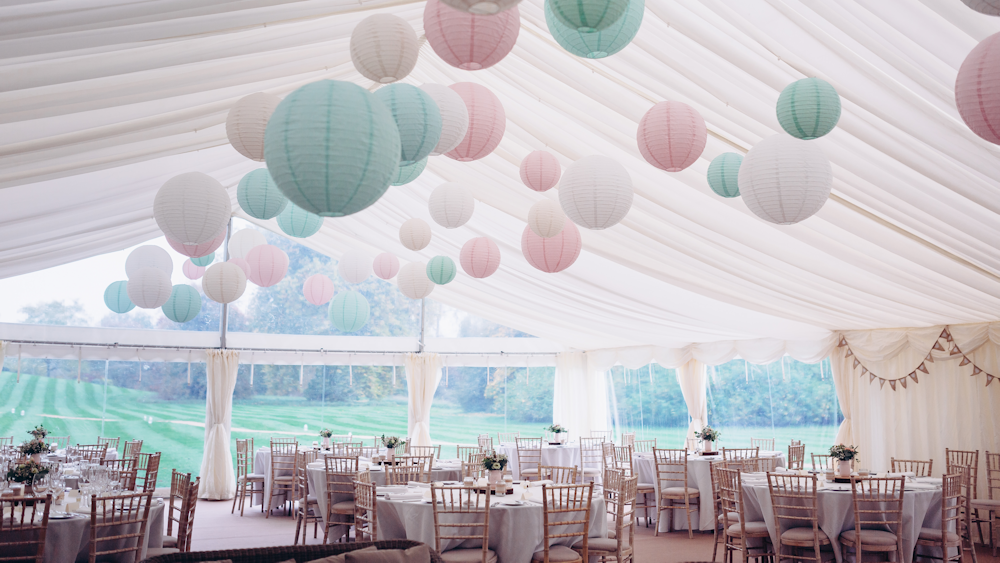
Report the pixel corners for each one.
[496,442,581,480]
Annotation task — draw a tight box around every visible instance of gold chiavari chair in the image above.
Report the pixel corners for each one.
[403,454,434,475]
[408,446,440,465]
[357,446,378,458]
[750,438,774,451]
[167,470,192,539]
[477,435,494,453]
[612,445,634,475]
[135,452,161,493]
[541,465,578,484]
[811,454,833,472]
[719,467,773,563]
[456,445,482,463]
[76,444,109,464]
[946,449,980,496]
[266,439,298,517]
[122,439,142,459]
[0,436,13,448]
[588,473,637,563]
[723,447,760,461]
[536,483,593,563]
[497,432,519,445]
[293,450,321,545]
[972,453,999,557]
[916,472,969,563]
[96,436,120,452]
[354,479,378,542]
[322,455,359,543]
[590,430,612,442]
[954,465,981,563]
[579,438,604,483]
[891,458,933,477]
[432,484,494,563]
[634,439,656,453]
[709,460,729,562]
[101,457,137,490]
[788,444,806,470]
[653,447,699,538]
[620,433,635,448]
[839,477,906,563]
[388,463,425,485]
[333,442,363,456]
[750,457,782,473]
[790,439,802,446]
[768,473,833,563]
[233,439,264,515]
[48,436,70,450]
[87,491,153,563]
[158,476,200,554]
[602,443,616,473]
[0,493,51,563]
[517,438,543,481]
[463,452,487,480]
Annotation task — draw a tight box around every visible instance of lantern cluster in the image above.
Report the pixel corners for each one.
[105,245,204,324]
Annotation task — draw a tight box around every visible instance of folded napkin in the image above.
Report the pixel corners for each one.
[408,481,431,488]
[383,493,425,501]
[527,480,553,488]
[887,472,916,478]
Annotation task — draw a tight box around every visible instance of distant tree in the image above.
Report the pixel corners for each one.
[20,300,88,326]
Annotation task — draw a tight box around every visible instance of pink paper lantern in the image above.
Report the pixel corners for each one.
[519,150,561,192]
[245,244,289,287]
[424,0,520,71]
[637,101,707,172]
[182,260,206,280]
[303,274,335,305]
[228,258,252,277]
[166,231,226,258]
[373,252,401,280]
[445,83,506,162]
[521,222,581,273]
[460,237,501,278]
[956,32,1000,145]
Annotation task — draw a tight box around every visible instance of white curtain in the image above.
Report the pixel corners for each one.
[199,349,240,500]
[0,341,6,374]
[552,352,609,442]
[405,353,443,448]
[831,349,855,448]
[676,359,708,445]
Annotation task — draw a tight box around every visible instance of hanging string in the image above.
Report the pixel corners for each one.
[392,362,397,386]
[187,350,192,384]
[250,352,255,386]
[349,358,353,386]
[137,349,142,382]
[649,364,653,384]
[299,354,305,386]
[526,362,530,385]
[77,347,82,383]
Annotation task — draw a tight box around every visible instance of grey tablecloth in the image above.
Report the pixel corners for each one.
[496,443,581,480]
[41,498,164,563]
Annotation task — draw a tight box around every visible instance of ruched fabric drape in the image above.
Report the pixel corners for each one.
[676,360,708,445]
[552,352,609,441]
[199,349,240,500]
[405,353,443,447]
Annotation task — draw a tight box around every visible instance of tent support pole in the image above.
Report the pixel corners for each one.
[219,218,233,349]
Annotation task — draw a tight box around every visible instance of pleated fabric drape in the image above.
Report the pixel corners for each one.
[675,359,708,445]
[199,349,240,500]
[405,352,443,447]
[552,352,610,441]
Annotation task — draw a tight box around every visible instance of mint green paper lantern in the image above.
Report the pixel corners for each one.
[329,290,370,333]
[426,256,456,285]
[392,158,427,186]
[706,153,743,198]
[546,0,643,58]
[237,169,288,220]
[162,285,202,323]
[191,252,214,267]
[547,0,629,32]
[104,281,135,314]
[374,84,442,166]
[776,78,841,140]
[264,80,401,217]
[277,203,324,238]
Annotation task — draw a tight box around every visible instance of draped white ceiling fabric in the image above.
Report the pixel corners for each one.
[2,1,1000,353]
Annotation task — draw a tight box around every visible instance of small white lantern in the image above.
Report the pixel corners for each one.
[400,218,432,251]
[527,199,566,238]
[202,262,248,304]
[154,172,232,244]
[350,14,419,84]
[737,134,832,225]
[558,155,633,230]
[420,84,470,156]
[228,228,267,260]
[226,92,281,162]
[127,267,173,309]
[339,250,373,284]
[125,245,173,278]
[429,182,475,228]
[397,262,435,299]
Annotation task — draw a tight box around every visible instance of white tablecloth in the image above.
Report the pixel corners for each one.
[497,443,581,480]
[40,498,164,563]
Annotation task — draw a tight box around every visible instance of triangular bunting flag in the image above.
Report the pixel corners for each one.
[879,378,887,389]
[861,367,869,376]
[988,375,995,386]
[940,328,950,340]
[900,377,907,389]
[932,341,945,351]
[910,372,919,383]
[917,363,929,374]
[889,380,897,390]
[870,373,877,383]
[853,358,860,369]
[950,345,962,356]
[960,356,971,366]
[973,366,982,375]
[925,352,934,363]
[838,336,848,347]
[846,348,854,357]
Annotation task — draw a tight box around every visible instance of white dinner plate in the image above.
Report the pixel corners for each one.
[48,512,75,519]
[501,500,524,506]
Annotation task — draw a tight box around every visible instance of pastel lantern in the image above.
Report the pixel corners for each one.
[182,260,206,280]
[558,155,633,230]
[519,151,561,192]
[956,32,1000,145]
[153,172,232,245]
[427,256,457,285]
[127,267,173,309]
[962,0,1000,15]
[104,281,135,314]
[429,182,475,228]
[737,134,833,225]
[706,153,743,198]
[245,245,289,287]
[303,274,335,306]
[167,231,226,259]
[329,290,370,333]
[277,203,324,238]
[350,14,419,84]
[226,92,281,161]
[202,262,248,304]
[228,228,267,259]
[445,83,505,162]
[397,262,435,299]
[125,245,173,278]
[528,199,566,238]
[776,78,841,140]
[400,218,433,251]
[460,237,501,278]
[424,0,520,71]
[374,84,442,165]
[547,0,628,32]
[237,168,288,220]
[393,158,427,186]
[545,0,643,58]
[228,257,252,278]
[420,84,470,156]
[338,250,372,284]
[161,285,202,323]
[637,101,707,172]
[264,80,401,216]
[373,252,401,280]
[440,0,522,14]
[521,221,582,273]
[191,253,215,267]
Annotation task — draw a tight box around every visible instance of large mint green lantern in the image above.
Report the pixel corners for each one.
[191,252,214,267]
[426,256,457,285]
[776,78,841,140]
[264,80,401,217]
[104,281,135,314]
[237,169,288,220]
[277,203,324,238]
[329,290,370,333]
[392,158,427,186]
[374,84,442,166]
[706,153,743,198]
[547,0,628,32]
[162,285,202,323]
[546,0,643,58]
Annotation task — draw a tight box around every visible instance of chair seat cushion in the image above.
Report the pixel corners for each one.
[531,545,582,562]
[918,528,961,543]
[637,483,655,490]
[273,475,294,483]
[162,535,177,548]
[345,546,431,563]
[661,486,698,497]
[972,499,1000,508]
[727,521,769,536]
[574,537,629,552]
[246,473,266,480]
[521,468,540,475]
[582,468,602,476]
[781,527,830,543]
[305,546,376,563]
[331,500,357,511]
[441,548,498,563]
[840,529,898,546]
[718,512,740,523]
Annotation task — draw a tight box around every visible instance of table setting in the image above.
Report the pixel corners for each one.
[496,441,581,480]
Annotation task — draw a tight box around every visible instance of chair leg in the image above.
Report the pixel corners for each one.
[712,523,720,562]
[265,485,274,518]
[654,498,661,537]
[686,499,693,539]
[294,513,302,545]
[231,481,239,514]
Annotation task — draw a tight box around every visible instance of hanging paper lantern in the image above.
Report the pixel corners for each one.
[374,84,442,167]
[737,134,832,225]
[520,150,561,192]
[245,245,289,287]
[127,267,173,309]
[528,199,566,238]
[776,78,841,140]
[956,32,1000,145]
[427,256,457,285]
[228,257,252,278]
[350,14,419,84]
[191,253,215,267]
[226,92,281,161]
[228,229,267,259]
[373,252,401,280]
[445,83,505,162]
[420,84,470,156]
[277,203,324,238]
[460,237,501,278]
[338,251,372,284]
[637,101,707,172]
[440,0,522,14]
[393,158,428,186]
[166,231,226,259]
[264,80,401,216]
[962,0,1000,15]
[237,169,288,220]
[521,222,582,273]
[125,245,173,279]
[202,262,248,304]
[425,0,520,71]
[558,155,633,230]
[329,290,370,333]
[429,182,475,228]
[547,0,628,32]
[545,0,643,58]
[153,172,232,245]
[162,285,202,323]
[400,218,433,251]
[706,153,743,198]
[104,281,135,314]
[397,262,436,299]
[182,260,206,280]
[303,274,335,306]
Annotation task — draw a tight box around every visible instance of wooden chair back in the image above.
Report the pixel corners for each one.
[246,437,256,472]
[333,442,362,456]
[0,436,13,447]
[270,439,298,481]
[463,453,487,480]
[788,444,806,470]
[811,453,833,472]
[946,449,979,498]
[403,454,434,474]
[848,477,905,549]
[87,491,153,563]
[620,432,635,447]
[294,450,319,507]
[579,439,604,480]
[541,465,578,484]
[986,451,999,500]
[477,435,494,453]
[235,439,249,482]
[96,436,120,452]
[722,447,759,461]
[408,446,439,465]
[653,448,688,490]
[167,470,192,537]
[767,473,824,563]
[932,473,964,547]
[101,457,137,490]
[76,444,109,464]
[634,439,656,453]
[613,445,634,475]
[456,446,482,463]
[122,440,143,459]
[750,438,775,451]
[497,432,519,444]
[538,483,593,563]
[790,439,802,446]
[709,460,726,518]
[135,452,161,492]
[890,458,933,477]
[388,463,425,485]
[353,480,378,542]
[0,493,50,563]
[718,467,749,540]
[748,456,781,472]
[431,485,492,563]
[605,473,637,560]
[590,430,612,441]
[48,436,70,450]
[323,456,359,514]
[516,438,543,477]
[601,442,615,471]
[176,478,200,552]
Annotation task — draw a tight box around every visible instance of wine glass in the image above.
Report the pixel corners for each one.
[32,472,49,498]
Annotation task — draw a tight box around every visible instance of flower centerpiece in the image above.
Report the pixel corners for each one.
[694,426,721,453]
[19,439,49,463]
[319,429,333,449]
[547,423,568,444]
[381,435,404,461]
[6,459,48,485]
[829,444,858,478]
[28,425,48,440]
[481,452,508,484]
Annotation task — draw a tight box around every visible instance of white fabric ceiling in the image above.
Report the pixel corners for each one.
[2,0,1000,352]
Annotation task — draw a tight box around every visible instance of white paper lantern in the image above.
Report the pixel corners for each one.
[126,267,173,309]
[154,172,232,244]
[125,245,173,279]
[737,134,832,225]
[420,84,470,156]
[350,14,420,84]
[527,199,566,238]
[441,0,522,14]
[226,92,281,161]
[558,155,633,230]
[339,251,372,284]
[228,229,267,260]
[373,252,401,280]
[429,182,475,228]
[400,218,433,251]
[202,262,248,304]
[397,262,435,299]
